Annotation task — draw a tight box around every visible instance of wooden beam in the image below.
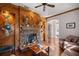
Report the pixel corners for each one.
[46,7,79,19]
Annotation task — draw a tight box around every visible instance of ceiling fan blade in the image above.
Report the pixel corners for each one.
[47,4,55,7]
[43,5,45,11]
[35,5,42,8]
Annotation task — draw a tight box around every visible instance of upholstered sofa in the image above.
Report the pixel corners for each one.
[0,45,14,56]
[59,35,79,56]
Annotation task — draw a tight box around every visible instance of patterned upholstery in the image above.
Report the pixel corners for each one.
[59,35,79,56]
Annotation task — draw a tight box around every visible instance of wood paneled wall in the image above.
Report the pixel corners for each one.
[0,3,41,50]
[0,3,19,47]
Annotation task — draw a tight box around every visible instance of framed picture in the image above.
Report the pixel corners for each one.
[66,22,75,29]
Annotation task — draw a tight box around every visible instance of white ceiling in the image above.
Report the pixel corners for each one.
[13,3,79,17]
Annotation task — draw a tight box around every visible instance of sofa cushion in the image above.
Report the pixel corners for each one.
[77,40,79,45]
[64,41,77,49]
[65,35,73,42]
[65,35,79,43]
[61,49,79,56]
[71,46,79,52]
[71,36,79,43]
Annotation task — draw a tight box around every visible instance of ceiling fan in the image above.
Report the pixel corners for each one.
[35,3,55,11]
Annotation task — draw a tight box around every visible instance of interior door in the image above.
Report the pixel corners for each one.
[47,19,59,56]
